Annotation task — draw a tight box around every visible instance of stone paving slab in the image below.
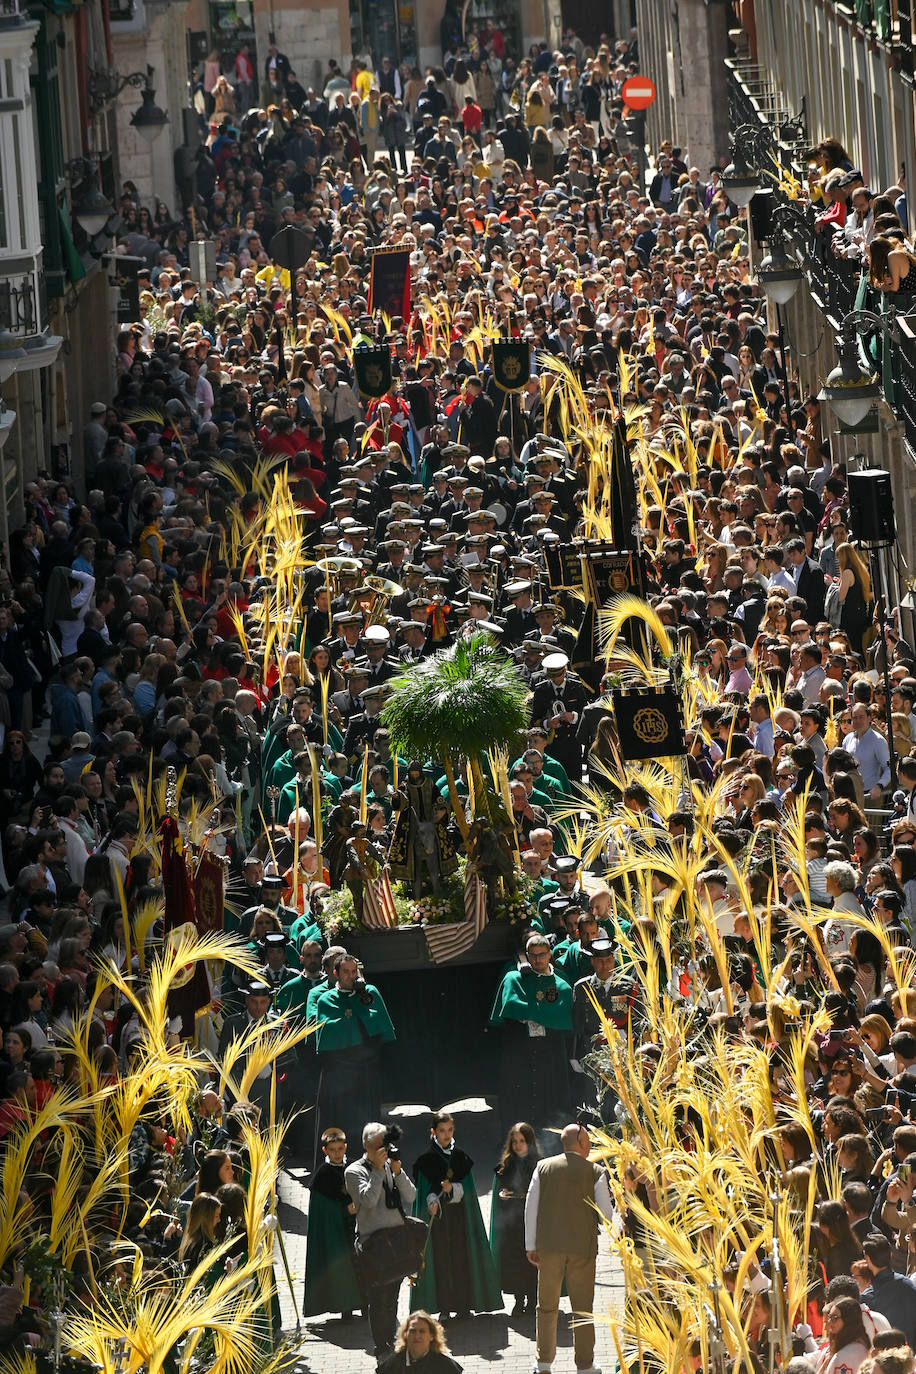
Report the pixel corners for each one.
[276,1164,624,1374]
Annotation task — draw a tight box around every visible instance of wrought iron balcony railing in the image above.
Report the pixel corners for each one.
[726,59,916,456]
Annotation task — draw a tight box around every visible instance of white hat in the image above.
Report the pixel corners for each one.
[363,626,390,644]
[543,653,569,672]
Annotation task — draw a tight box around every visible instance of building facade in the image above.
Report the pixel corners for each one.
[633,0,731,176]
[183,0,563,99]
[728,0,916,583]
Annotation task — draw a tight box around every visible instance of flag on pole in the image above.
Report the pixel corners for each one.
[422,870,487,964]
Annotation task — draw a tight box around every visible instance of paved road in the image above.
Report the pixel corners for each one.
[275,1116,623,1374]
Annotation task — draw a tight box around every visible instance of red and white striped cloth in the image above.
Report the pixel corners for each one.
[423,870,488,964]
[361,869,398,929]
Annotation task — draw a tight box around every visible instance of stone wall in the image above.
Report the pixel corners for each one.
[112,0,191,211]
[252,0,349,98]
[634,0,730,175]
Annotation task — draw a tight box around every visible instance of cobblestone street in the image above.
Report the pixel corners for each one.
[275,1118,624,1374]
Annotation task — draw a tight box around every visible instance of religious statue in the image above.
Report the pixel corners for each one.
[342,821,389,924]
[466,816,516,912]
[388,760,459,897]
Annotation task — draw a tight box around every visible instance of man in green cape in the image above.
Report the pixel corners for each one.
[489,934,573,1139]
[312,953,396,1163]
[304,1127,362,1318]
[410,1112,501,1318]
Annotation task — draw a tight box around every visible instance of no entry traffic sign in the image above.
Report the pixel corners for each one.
[621,75,656,110]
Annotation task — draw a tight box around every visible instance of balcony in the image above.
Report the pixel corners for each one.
[835,1,914,80]
[726,59,916,455]
[0,0,28,27]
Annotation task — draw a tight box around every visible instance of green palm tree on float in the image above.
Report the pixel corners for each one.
[380,631,530,836]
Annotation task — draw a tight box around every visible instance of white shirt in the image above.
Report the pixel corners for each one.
[58,817,89,885]
[524,1156,616,1250]
[59,572,95,657]
[767,568,796,595]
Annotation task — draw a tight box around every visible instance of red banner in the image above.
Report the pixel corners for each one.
[367,247,411,319]
[160,817,211,1036]
[194,851,225,934]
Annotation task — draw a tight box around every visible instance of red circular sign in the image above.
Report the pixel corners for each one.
[622,76,656,110]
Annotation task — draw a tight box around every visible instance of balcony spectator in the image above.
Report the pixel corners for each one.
[814,169,849,233]
[807,137,855,203]
[868,235,916,296]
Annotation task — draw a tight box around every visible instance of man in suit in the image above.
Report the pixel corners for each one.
[524,1122,614,1374]
[571,938,641,1125]
[361,626,401,686]
[530,654,591,783]
[331,664,369,726]
[323,612,364,669]
[501,580,538,642]
[397,619,431,663]
[342,685,386,764]
[750,347,781,406]
[217,979,286,1115]
[786,538,827,621]
[263,40,291,94]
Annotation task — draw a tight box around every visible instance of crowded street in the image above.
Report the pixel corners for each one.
[5,3,916,1374]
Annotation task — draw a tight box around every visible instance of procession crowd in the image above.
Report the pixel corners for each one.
[5,14,916,1374]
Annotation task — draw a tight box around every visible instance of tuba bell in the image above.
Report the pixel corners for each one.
[350,573,406,625]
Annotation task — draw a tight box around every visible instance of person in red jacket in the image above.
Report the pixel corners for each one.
[461,96,483,143]
[259,412,311,459]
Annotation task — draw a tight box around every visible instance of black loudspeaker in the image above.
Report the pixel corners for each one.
[749,189,775,242]
[848,469,896,545]
[188,30,209,62]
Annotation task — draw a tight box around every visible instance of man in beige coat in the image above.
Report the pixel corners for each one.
[524,1123,614,1373]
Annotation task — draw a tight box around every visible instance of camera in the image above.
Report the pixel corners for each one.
[383,1123,402,1161]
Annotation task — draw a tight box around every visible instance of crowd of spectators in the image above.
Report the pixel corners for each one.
[6,20,916,1370]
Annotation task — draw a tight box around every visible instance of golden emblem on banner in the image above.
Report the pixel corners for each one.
[632,706,669,745]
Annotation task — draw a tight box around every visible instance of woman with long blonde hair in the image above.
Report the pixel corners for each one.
[178,1193,221,1268]
[282,651,312,688]
[835,542,873,654]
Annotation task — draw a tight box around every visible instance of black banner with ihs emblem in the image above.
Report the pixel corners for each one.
[612,687,686,761]
[353,345,393,399]
[491,339,531,392]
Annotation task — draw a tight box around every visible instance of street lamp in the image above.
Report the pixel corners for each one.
[721,157,760,208]
[86,64,169,141]
[757,238,803,305]
[72,175,116,237]
[130,80,169,143]
[818,311,890,428]
[722,112,806,211]
[0,331,25,385]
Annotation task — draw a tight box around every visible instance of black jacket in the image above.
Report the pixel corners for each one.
[378,1353,462,1374]
[794,557,827,622]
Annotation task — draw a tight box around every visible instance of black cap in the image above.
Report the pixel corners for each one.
[244,979,273,998]
[261,875,285,891]
[554,855,580,875]
[587,937,616,958]
[545,897,572,915]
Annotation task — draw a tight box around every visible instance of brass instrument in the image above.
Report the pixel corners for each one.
[314,556,363,577]
[349,573,406,626]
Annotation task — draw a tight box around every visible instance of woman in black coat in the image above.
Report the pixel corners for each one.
[378,1312,462,1374]
[489,1121,540,1315]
